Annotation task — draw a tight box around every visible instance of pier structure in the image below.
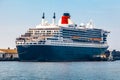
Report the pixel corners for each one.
[0,48,18,61]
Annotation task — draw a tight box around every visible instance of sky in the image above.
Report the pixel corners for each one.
[0,0,120,50]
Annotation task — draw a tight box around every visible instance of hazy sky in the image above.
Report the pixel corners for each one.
[0,0,120,50]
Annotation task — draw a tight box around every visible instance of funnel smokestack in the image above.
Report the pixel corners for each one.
[61,13,70,24]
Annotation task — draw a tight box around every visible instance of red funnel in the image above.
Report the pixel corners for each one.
[61,13,70,24]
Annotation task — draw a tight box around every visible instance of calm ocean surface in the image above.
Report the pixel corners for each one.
[0,61,120,80]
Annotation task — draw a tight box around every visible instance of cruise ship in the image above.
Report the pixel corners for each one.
[16,13,109,61]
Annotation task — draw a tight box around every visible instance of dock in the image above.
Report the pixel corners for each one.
[0,48,19,61]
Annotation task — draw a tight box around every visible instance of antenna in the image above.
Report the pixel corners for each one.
[53,12,56,19]
[41,12,45,25]
[52,12,56,25]
[42,12,45,19]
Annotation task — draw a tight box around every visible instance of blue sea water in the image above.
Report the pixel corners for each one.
[0,61,120,80]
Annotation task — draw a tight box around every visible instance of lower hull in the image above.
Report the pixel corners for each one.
[16,45,108,61]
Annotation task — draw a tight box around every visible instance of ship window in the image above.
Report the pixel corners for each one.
[54,31,58,32]
[41,31,45,32]
[47,33,51,34]
[47,30,51,32]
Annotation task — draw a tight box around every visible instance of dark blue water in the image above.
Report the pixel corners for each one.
[0,61,120,80]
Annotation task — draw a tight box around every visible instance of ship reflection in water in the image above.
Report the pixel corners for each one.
[0,61,120,80]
